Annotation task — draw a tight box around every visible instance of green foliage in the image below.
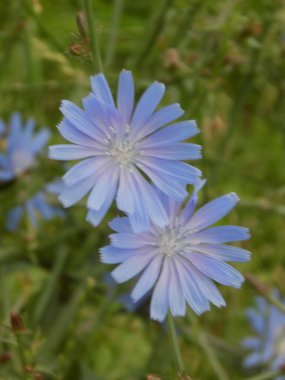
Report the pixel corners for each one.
[1,0,285,379]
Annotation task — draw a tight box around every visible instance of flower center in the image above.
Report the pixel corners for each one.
[158,224,184,257]
[11,150,34,175]
[107,125,137,168]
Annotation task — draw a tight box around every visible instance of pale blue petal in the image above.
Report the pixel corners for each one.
[110,233,155,249]
[186,252,244,288]
[63,157,107,186]
[187,193,239,231]
[32,128,50,152]
[59,175,97,207]
[91,73,115,106]
[49,144,100,160]
[141,143,201,160]
[132,169,169,227]
[6,206,23,231]
[131,81,165,131]
[100,246,139,264]
[137,156,201,184]
[112,250,156,283]
[116,167,135,214]
[117,70,134,124]
[136,161,188,200]
[135,103,184,140]
[150,258,170,322]
[131,255,163,302]
[190,226,250,243]
[60,100,103,140]
[109,217,132,233]
[190,244,251,262]
[175,257,210,314]
[168,260,186,317]
[58,119,103,147]
[242,337,260,350]
[243,352,262,368]
[87,166,119,210]
[139,120,199,147]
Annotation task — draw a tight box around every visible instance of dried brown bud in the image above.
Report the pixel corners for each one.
[245,273,268,294]
[69,43,83,56]
[10,312,25,332]
[280,363,285,373]
[34,372,44,380]
[146,375,163,380]
[0,352,11,364]
[76,12,88,39]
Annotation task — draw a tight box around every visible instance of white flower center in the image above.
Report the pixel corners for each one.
[106,125,138,168]
[11,150,34,175]
[158,223,185,257]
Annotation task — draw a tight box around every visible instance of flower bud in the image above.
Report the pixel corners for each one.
[10,312,25,332]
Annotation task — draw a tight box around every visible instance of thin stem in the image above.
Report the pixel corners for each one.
[166,313,185,373]
[196,330,229,380]
[243,370,281,380]
[266,292,285,315]
[105,0,124,68]
[15,333,28,380]
[83,0,103,72]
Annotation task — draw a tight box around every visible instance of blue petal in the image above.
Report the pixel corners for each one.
[59,175,97,207]
[186,252,244,288]
[137,156,201,184]
[131,81,165,131]
[190,226,250,243]
[90,73,115,107]
[109,217,132,233]
[110,232,154,249]
[132,170,169,228]
[175,256,210,314]
[32,128,50,152]
[100,246,139,264]
[63,157,106,186]
[141,143,201,160]
[139,120,199,147]
[191,244,251,262]
[117,70,134,124]
[49,144,99,160]
[242,337,260,350]
[116,167,135,214]
[87,166,119,211]
[135,103,184,140]
[112,250,156,283]
[58,119,103,147]
[150,258,170,322]
[86,184,115,227]
[131,255,163,302]
[187,193,239,231]
[136,161,188,200]
[6,206,23,231]
[168,260,186,317]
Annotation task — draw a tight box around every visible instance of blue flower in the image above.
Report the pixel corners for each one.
[6,180,64,231]
[49,70,201,232]
[243,293,285,377]
[101,180,251,322]
[0,113,50,181]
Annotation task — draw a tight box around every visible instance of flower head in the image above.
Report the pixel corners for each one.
[49,70,201,232]
[243,293,285,374]
[0,113,50,181]
[101,180,251,322]
[6,180,64,231]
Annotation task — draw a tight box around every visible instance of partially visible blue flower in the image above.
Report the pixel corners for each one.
[243,292,285,377]
[6,180,64,231]
[101,180,251,322]
[0,113,50,181]
[49,70,201,232]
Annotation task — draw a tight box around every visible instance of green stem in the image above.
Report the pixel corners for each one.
[196,330,229,380]
[243,370,281,380]
[83,0,103,72]
[15,333,28,379]
[266,292,285,315]
[166,313,185,373]
[105,0,124,68]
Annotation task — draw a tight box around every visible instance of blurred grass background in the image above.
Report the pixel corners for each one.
[1,0,285,379]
